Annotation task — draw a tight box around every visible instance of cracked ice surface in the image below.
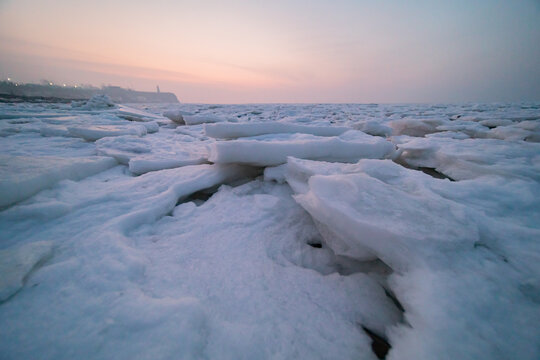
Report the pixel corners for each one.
[1,99,539,359]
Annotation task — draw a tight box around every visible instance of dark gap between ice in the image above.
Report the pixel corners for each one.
[362,326,391,359]
[384,288,405,313]
[175,168,264,209]
[177,186,220,207]
[393,158,455,181]
[417,167,455,181]
[119,115,145,122]
[474,241,509,263]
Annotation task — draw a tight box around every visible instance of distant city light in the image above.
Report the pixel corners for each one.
[49,82,53,86]
[7,78,11,81]
[63,84,66,87]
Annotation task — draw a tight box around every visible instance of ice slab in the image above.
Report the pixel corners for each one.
[209,130,395,166]
[0,155,117,207]
[352,121,392,137]
[287,158,540,360]
[389,118,446,137]
[396,136,540,181]
[183,115,229,125]
[68,124,148,141]
[71,95,115,110]
[116,105,164,122]
[96,134,209,174]
[204,122,350,139]
[39,125,71,137]
[128,157,207,175]
[0,241,53,301]
[291,159,478,270]
[1,132,96,158]
[162,110,186,124]
[263,164,287,183]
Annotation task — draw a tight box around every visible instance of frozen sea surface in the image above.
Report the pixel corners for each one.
[1,98,539,360]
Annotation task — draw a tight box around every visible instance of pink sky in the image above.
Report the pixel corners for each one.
[1,0,539,103]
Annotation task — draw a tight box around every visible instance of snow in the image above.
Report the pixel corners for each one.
[1,101,539,359]
[0,241,53,301]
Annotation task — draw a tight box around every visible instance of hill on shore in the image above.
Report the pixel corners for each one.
[0,81,179,103]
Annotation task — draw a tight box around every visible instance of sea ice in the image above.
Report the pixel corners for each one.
[209,130,395,166]
[162,109,187,124]
[388,118,445,137]
[96,134,209,174]
[183,115,229,125]
[68,124,149,141]
[352,120,393,137]
[285,157,540,360]
[204,122,350,139]
[71,95,115,110]
[395,136,540,181]
[1,100,539,360]
[0,241,53,301]
[0,155,117,207]
[116,105,164,122]
[128,157,207,175]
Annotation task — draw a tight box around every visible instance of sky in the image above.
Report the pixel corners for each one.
[0,0,539,103]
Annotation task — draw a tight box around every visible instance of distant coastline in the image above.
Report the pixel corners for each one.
[0,81,179,103]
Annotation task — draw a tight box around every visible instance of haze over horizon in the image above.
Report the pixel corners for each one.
[1,0,539,103]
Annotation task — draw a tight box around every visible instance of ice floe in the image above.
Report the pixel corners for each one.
[209,130,395,166]
[0,155,117,207]
[71,94,116,110]
[96,133,208,174]
[68,124,150,141]
[285,157,540,360]
[204,122,350,139]
[395,135,540,181]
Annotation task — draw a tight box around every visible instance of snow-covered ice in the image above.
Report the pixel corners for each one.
[394,135,540,181]
[68,124,150,141]
[0,155,116,207]
[204,122,350,139]
[95,133,208,174]
[1,100,539,359]
[0,241,53,301]
[209,130,395,166]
